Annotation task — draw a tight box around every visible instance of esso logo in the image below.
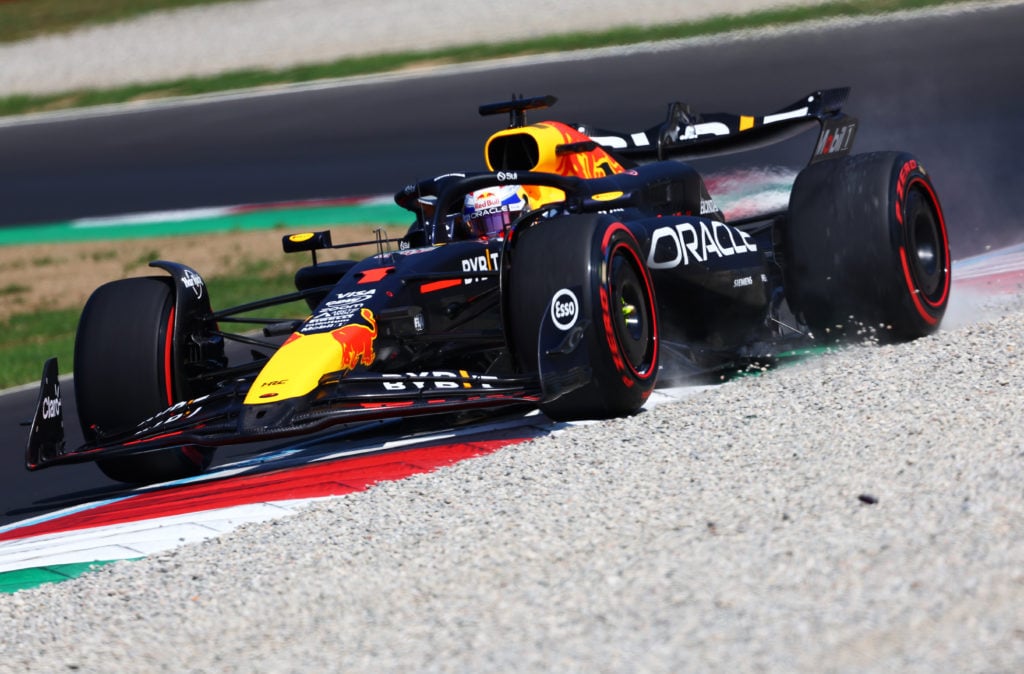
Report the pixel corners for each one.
[550,288,579,331]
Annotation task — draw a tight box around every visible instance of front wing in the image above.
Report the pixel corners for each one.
[26,359,544,470]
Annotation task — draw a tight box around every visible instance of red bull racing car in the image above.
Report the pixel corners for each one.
[26,88,950,484]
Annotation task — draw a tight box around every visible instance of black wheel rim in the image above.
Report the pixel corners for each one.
[906,187,945,301]
[609,248,654,373]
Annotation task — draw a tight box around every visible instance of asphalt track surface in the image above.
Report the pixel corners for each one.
[1,3,1023,526]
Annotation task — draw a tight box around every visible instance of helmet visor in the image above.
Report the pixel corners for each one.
[467,210,511,237]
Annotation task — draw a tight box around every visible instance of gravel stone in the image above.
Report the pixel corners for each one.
[0,289,1022,672]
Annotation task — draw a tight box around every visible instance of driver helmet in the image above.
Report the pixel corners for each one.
[462,185,529,238]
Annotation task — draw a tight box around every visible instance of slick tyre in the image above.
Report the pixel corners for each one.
[783,151,950,342]
[75,277,215,484]
[508,215,659,420]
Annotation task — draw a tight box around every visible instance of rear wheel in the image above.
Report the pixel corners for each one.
[782,151,950,342]
[75,277,215,484]
[507,215,659,420]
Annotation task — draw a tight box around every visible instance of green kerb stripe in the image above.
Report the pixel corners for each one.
[0,202,411,246]
[0,559,131,593]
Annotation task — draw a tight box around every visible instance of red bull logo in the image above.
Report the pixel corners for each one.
[331,307,378,371]
[245,308,380,405]
[483,121,627,210]
[471,191,499,209]
[550,123,626,179]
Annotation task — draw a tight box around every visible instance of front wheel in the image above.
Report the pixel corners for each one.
[74,277,215,484]
[782,151,950,342]
[507,215,659,421]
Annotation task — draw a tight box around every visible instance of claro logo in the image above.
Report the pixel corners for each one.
[550,288,580,331]
[41,395,62,420]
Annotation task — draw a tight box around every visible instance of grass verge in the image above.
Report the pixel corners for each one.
[0,272,308,391]
[0,0,970,118]
[0,226,404,390]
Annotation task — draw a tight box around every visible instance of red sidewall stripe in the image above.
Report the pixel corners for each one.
[163,305,175,404]
[601,223,659,381]
[899,247,939,326]
[898,176,950,324]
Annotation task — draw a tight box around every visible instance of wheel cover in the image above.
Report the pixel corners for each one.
[903,180,950,309]
[907,189,943,299]
[608,245,656,375]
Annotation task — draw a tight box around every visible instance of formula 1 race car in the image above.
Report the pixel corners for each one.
[26,88,950,484]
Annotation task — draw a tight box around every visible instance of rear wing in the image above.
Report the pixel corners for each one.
[575,87,858,165]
